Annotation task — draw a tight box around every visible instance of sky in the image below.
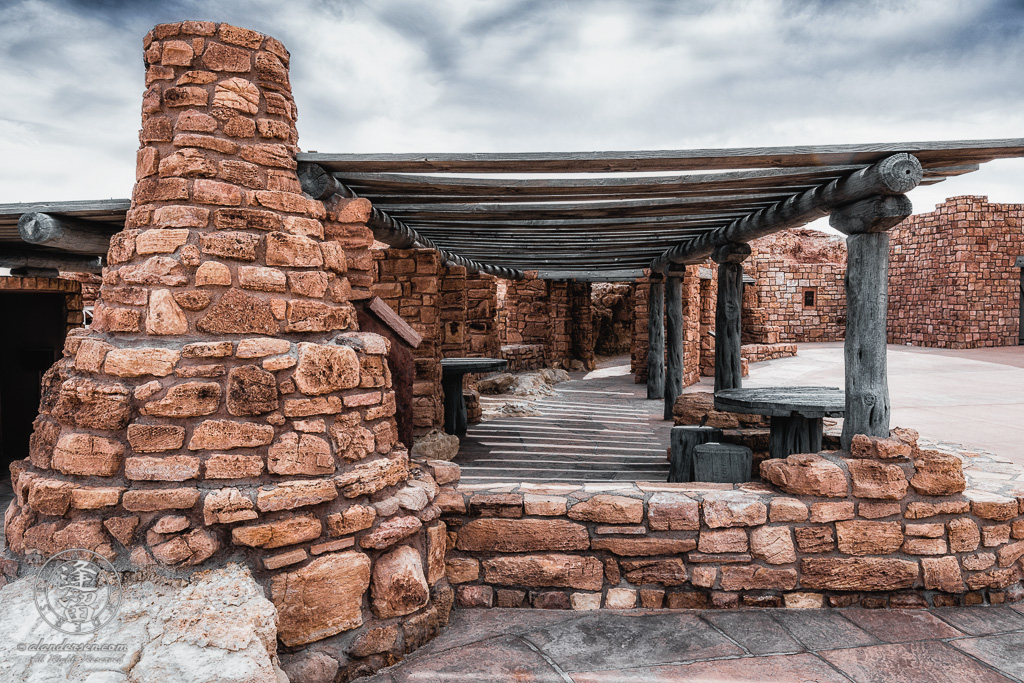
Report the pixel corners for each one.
[1,0,1024,231]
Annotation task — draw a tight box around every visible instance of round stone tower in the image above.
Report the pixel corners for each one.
[4,21,452,676]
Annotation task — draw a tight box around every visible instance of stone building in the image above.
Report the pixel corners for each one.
[1,19,1024,681]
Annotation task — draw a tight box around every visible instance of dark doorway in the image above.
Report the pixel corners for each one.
[0,292,67,471]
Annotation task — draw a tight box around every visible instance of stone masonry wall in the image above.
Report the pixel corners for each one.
[499,277,596,371]
[440,430,1024,611]
[371,248,444,434]
[743,229,847,344]
[4,23,452,678]
[465,273,500,358]
[888,196,1024,348]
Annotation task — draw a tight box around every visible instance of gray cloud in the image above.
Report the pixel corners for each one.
[0,0,1022,217]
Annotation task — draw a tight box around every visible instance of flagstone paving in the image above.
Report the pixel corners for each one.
[365,604,1024,682]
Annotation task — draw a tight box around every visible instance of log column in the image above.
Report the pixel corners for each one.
[712,242,751,393]
[646,273,665,399]
[664,269,684,419]
[831,194,913,449]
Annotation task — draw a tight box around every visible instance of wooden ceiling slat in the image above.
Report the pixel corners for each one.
[300,139,1023,174]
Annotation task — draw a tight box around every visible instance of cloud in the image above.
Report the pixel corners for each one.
[0,0,1021,218]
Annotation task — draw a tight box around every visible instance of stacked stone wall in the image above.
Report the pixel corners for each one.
[465,273,500,358]
[371,248,443,433]
[743,230,847,344]
[888,196,1024,348]
[439,264,468,358]
[4,23,451,677]
[441,431,1024,611]
[498,277,596,371]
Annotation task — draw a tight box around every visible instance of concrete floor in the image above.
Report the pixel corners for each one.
[717,342,1024,468]
[366,604,1024,682]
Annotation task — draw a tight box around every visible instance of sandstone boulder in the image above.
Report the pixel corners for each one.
[410,430,460,461]
[760,453,848,498]
[910,450,966,495]
[272,550,372,646]
[845,459,909,500]
[0,563,285,683]
[371,545,430,618]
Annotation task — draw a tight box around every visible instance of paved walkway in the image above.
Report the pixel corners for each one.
[365,604,1024,681]
[457,362,672,483]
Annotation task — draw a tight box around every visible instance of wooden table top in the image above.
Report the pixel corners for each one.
[714,386,845,418]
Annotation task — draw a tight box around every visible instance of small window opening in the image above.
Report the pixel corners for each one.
[803,289,816,308]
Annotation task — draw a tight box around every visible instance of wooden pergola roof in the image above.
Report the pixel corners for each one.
[2,138,1023,279]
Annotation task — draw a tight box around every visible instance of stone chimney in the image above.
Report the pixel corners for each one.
[5,21,452,672]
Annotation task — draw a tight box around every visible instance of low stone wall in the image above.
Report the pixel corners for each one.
[742,342,798,364]
[439,431,1024,610]
[500,344,546,372]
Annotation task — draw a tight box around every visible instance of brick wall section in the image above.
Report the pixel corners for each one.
[5,23,451,675]
[888,196,1024,348]
[465,273,500,358]
[0,276,84,332]
[439,264,468,357]
[372,248,444,433]
[440,432,1024,610]
[498,277,596,370]
[698,269,718,377]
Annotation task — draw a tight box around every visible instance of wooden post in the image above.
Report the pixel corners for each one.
[647,274,665,399]
[664,270,684,420]
[712,242,751,393]
[831,194,912,449]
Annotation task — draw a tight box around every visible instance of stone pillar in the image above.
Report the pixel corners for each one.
[5,22,451,677]
[646,274,665,399]
[712,242,751,393]
[831,194,912,450]
[664,271,684,420]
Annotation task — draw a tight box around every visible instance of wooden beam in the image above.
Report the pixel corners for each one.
[380,194,783,220]
[664,272,684,420]
[298,162,525,280]
[18,212,118,254]
[647,274,665,400]
[535,269,644,281]
[298,138,1024,173]
[367,296,423,348]
[712,243,751,392]
[831,195,913,449]
[651,153,923,271]
[0,247,103,273]
[336,165,861,196]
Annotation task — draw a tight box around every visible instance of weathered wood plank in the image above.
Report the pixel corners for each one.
[664,273,684,420]
[647,275,665,400]
[299,138,1024,173]
[0,247,103,273]
[368,296,423,349]
[535,269,644,281]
